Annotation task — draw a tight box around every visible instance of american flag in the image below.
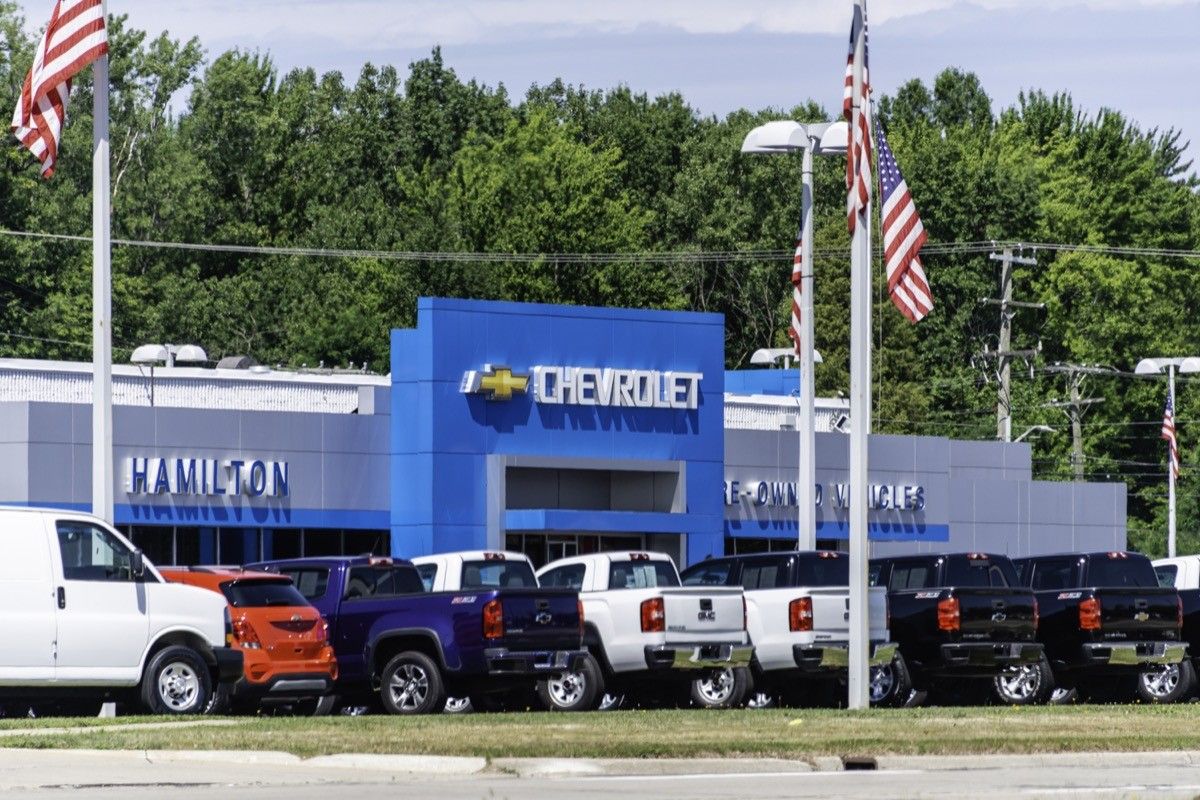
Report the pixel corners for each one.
[877,127,933,322]
[11,0,108,178]
[1163,391,1181,479]
[843,0,871,233]
[788,235,803,355]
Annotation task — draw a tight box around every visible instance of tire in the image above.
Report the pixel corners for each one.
[871,652,915,707]
[287,694,338,717]
[746,690,777,709]
[141,646,212,715]
[690,667,750,709]
[442,696,474,714]
[537,652,603,712]
[992,655,1053,706]
[1047,685,1079,705]
[1136,660,1195,705]
[204,682,233,715]
[597,692,626,711]
[379,651,445,715]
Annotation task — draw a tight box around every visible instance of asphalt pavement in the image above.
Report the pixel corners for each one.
[5,748,1200,799]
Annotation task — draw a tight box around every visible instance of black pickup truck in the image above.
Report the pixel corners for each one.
[1010,551,1187,704]
[870,553,1042,704]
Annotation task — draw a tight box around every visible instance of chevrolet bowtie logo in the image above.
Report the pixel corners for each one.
[460,364,529,401]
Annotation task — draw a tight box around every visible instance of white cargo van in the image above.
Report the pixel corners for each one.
[0,507,242,715]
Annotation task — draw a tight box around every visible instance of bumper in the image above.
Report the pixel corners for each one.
[1080,640,1187,667]
[938,641,1043,671]
[234,672,336,698]
[212,647,244,684]
[644,642,755,670]
[793,641,898,671]
[484,648,588,676]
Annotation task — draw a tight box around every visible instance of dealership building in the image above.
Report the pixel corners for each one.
[0,298,1127,569]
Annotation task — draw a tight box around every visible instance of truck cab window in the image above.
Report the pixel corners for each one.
[460,561,536,589]
[681,560,733,587]
[55,522,136,582]
[416,564,438,592]
[282,568,329,601]
[1156,565,1178,588]
[344,566,425,599]
[540,564,585,590]
[608,561,679,589]
[888,561,936,591]
[1030,559,1077,591]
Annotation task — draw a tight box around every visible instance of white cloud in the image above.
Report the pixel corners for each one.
[18,0,1200,52]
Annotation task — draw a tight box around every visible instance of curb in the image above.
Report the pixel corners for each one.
[305,753,489,774]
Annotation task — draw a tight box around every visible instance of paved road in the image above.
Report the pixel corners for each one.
[6,749,1200,799]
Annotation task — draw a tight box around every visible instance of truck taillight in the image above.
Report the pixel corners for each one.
[641,597,665,633]
[578,599,585,639]
[233,617,262,649]
[483,599,504,639]
[1032,597,1039,631]
[937,597,960,632]
[1079,597,1102,631]
[789,597,814,632]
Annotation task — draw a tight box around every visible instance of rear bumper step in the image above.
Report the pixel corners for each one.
[1080,640,1187,667]
[644,643,754,671]
[936,641,1043,673]
[793,641,898,671]
[484,648,588,676]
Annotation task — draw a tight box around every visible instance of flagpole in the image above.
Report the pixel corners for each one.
[91,0,113,524]
[798,138,816,552]
[1169,365,1177,558]
[847,0,871,710]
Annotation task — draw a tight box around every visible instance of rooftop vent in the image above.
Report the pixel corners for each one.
[216,355,258,370]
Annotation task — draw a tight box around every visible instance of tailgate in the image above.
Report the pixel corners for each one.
[1094,588,1180,639]
[494,589,581,651]
[249,609,327,659]
[808,587,890,641]
[660,587,746,644]
[954,588,1037,640]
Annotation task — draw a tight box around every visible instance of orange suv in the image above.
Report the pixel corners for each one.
[161,567,338,714]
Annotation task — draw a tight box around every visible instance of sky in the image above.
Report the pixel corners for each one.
[16,0,1200,168]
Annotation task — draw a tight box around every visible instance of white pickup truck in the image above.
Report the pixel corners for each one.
[535,551,753,710]
[680,550,903,706]
[0,506,242,716]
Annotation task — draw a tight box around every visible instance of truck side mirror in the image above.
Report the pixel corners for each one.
[131,549,146,580]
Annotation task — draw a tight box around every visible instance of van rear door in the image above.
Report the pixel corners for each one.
[0,513,58,681]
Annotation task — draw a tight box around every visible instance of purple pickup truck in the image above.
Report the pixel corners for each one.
[249,555,586,714]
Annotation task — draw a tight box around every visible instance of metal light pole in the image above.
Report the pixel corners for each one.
[92,4,113,524]
[741,120,848,552]
[1135,357,1200,558]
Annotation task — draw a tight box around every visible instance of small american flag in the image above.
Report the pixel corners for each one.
[877,127,933,322]
[1163,391,1181,479]
[843,0,871,233]
[788,236,803,355]
[11,0,108,178]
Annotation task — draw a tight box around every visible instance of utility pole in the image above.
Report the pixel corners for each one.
[1042,364,1111,481]
[979,249,1042,442]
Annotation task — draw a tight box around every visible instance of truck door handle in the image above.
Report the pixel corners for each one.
[57,586,66,609]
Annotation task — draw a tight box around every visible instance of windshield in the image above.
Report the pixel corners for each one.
[795,554,850,586]
[221,579,309,608]
[608,560,679,589]
[461,560,537,589]
[1086,556,1158,588]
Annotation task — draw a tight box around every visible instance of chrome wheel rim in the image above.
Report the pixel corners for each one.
[387,663,430,711]
[1141,665,1181,699]
[696,669,735,705]
[870,663,896,703]
[548,671,587,707]
[746,691,774,709]
[996,665,1041,701]
[598,693,624,711]
[1050,686,1074,704]
[443,697,473,714]
[158,661,200,712]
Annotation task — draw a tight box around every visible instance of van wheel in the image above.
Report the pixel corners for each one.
[204,682,233,715]
[141,646,211,715]
[690,667,750,709]
[993,655,1053,706]
[1137,660,1195,704]
[380,651,445,715]
[537,652,603,712]
[871,652,915,707]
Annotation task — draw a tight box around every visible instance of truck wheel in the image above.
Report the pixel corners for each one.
[380,651,445,715]
[1136,660,1195,705]
[871,652,914,707]
[537,652,603,712]
[204,682,233,715]
[141,646,212,715]
[690,667,750,709]
[992,655,1053,706]
[442,696,474,714]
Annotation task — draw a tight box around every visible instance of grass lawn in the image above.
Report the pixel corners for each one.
[3,706,1200,759]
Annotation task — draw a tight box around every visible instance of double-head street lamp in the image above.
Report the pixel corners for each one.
[740,120,848,551]
[1134,357,1200,557]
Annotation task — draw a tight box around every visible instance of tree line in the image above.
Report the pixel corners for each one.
[0,7,1198,553]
